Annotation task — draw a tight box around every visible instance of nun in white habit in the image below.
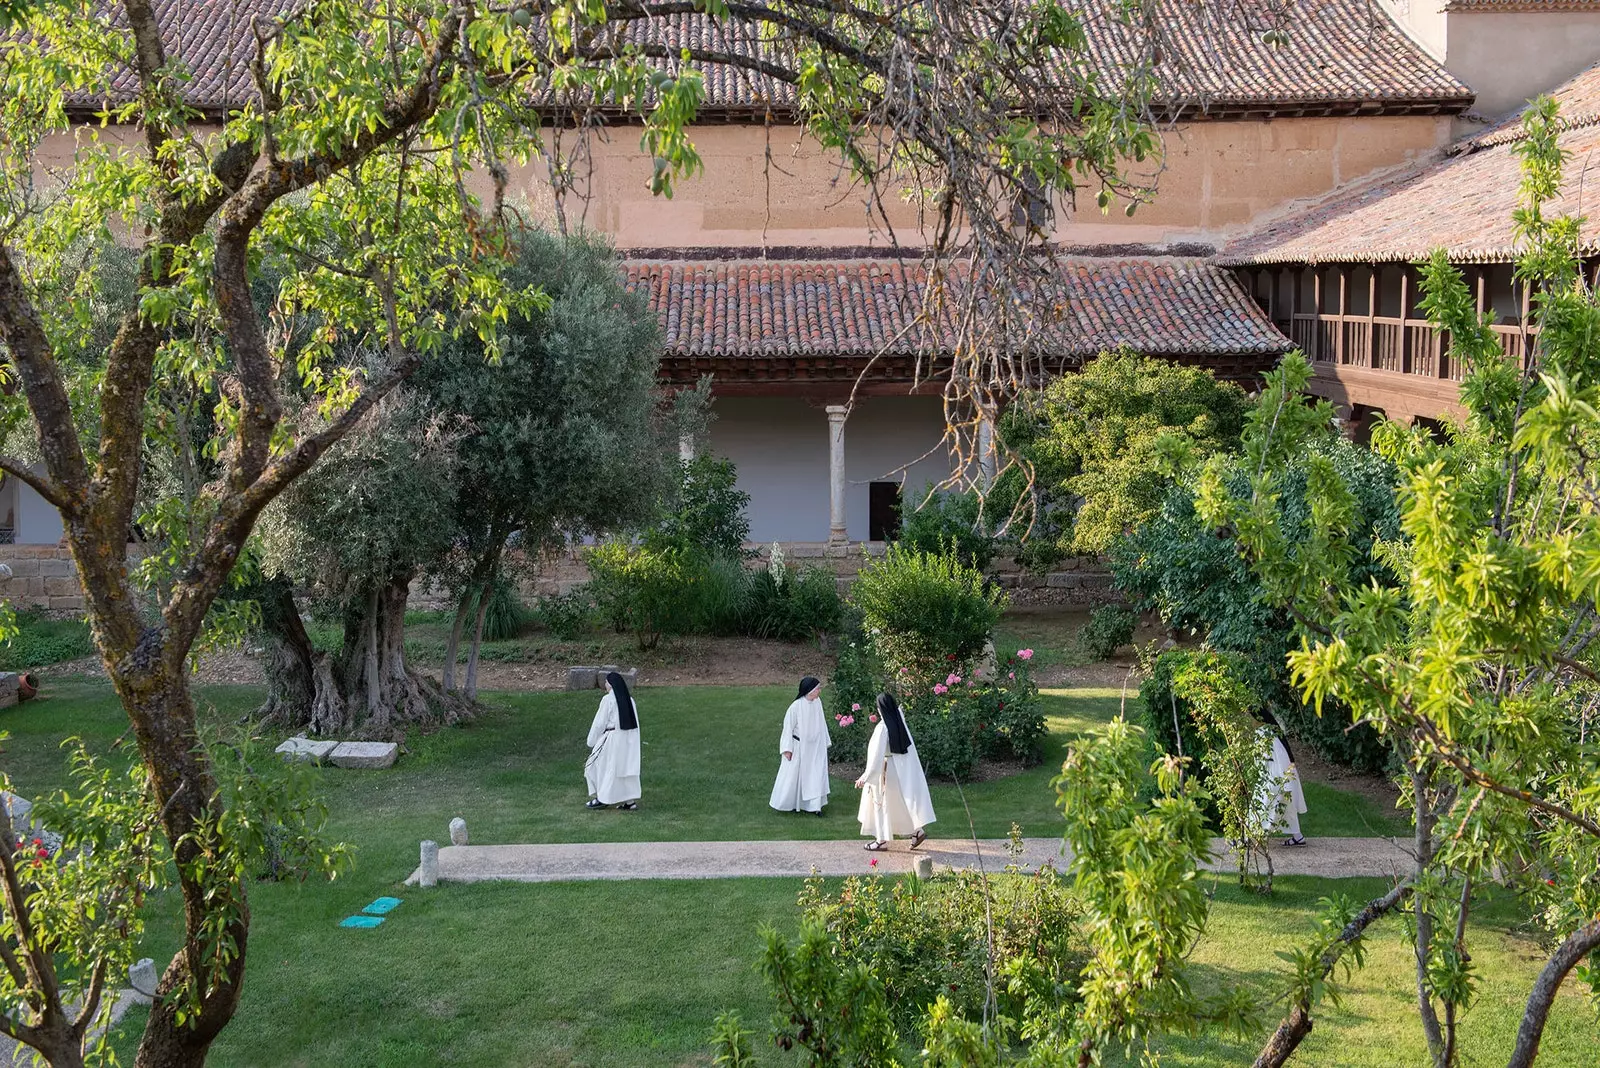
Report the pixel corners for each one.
[854,692,936,850]
[1254,728,1307,845]
[584,671,641,810]
[770,676,832,815]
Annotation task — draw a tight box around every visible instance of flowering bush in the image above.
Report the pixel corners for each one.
[911,650,1043,778]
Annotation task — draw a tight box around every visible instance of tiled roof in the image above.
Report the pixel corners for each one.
[624,257,1291,360]
[1220,64,1600,265]
[45,0,1469,119]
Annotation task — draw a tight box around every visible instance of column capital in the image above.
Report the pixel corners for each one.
[824,403,850,418]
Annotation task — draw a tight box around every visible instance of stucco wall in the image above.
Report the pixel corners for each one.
[1445,12,1600,119]
[493,115,1453,249]
[704,395,956,543]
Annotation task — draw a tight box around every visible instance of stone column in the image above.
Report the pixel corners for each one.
[826,404,849,545]
[977,414,997,488]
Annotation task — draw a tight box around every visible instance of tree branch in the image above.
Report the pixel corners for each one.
[0,454,68,511]
[1507,918,1600,1068]
[1252,881,1413,1068]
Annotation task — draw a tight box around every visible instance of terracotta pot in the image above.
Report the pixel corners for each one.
[17,673,37,701]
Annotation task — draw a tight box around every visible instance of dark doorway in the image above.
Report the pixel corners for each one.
[869,482,902,542]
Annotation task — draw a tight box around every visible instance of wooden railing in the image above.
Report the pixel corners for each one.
[1284,314,1539,383]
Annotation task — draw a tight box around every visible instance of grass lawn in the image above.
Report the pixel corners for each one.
[1,678,1578,1066]
[104,875,1597,1067]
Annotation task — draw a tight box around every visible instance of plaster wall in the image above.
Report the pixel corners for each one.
[492,115,1453,249]
[15,478,64,546]
[704,395,955,543]
[1444,13,1600,120]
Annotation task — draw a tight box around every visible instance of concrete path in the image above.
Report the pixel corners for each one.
[405,836,1414,885]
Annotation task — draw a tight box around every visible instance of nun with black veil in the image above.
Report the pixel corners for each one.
[769,676,832,815]
[854,692,936,850]
[584,671,641,810]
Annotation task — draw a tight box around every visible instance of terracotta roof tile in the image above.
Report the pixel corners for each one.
[624,257,1291,359]
[1221,64,1600,265]
[42,0,1469,118]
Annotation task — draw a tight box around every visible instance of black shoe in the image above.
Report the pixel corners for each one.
[815,809,825,817]
[616,801,639,811]
[584,798,605,809]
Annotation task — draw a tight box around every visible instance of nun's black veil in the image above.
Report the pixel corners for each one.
[876,692,911,755]
[607,671,637,730]
[796,676,821,700]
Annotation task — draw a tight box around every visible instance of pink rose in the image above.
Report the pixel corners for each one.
[933,683,948,695]
[1018,649,1034,661]
[946,673,960,686]
[869,857,879,868]
[966,679,975,688]
[869,714,879,722]
[1008,671,1015,680]
[851,702,861,712]
[841,715,855,726]
[899,666,909,675]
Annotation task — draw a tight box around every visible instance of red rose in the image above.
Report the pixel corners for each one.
[946,654,957,661]
[34,848,46,858]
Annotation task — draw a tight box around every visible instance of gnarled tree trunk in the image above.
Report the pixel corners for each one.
[259,572,469,738]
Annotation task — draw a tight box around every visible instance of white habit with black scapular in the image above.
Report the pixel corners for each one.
[857,695,936,840]
[585,688,641,805]
[770,679,832,812]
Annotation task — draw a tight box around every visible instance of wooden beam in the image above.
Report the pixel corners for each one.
[1312,269,1323,361]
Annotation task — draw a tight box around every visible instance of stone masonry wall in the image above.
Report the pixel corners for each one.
[0,544,85,612]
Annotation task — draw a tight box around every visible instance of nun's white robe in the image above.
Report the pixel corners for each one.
[1254,734,1306,839]
[584,692,641,804]
[857,720,937,840]
[770,696,832,812]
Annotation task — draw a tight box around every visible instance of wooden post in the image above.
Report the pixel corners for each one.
[1312,269,1323,361]
[1286,267,1300,351]
[1399,268,1413,375]
[1366,267,1378,369]
[1336,266,1348,365]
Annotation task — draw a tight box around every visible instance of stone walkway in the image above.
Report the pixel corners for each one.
[405,836,1414,885]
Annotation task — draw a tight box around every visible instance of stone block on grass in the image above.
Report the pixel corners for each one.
[566,666,598,691]
[328,741,398,769]
[0,672,17,710]
[275,737,337,763]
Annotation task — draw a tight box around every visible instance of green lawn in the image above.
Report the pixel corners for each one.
[105,875,1597,1067]
[3,678,1581,1066]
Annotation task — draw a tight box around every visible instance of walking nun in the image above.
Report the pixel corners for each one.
[1254,728,1307,846]
[584,671,641,810]
[854,692,936,851]
[770,676,832,815]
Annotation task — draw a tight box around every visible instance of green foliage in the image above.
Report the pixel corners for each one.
[796,866,1087,1034]
[1000,350,1250,559]
[737,563,844,642]
[899,486,997,571]
[534,589,595,640]
[851,545,1007,681]
[583,542,697,650]
[1053,717,1256,1059]
[757,921,903,1066]
[0,609,94,670]
[1170,653,1278,890]
[1115,435,1400,774]
[466,575,532,643]
[1074,603,1137,662]
[648,456,752,561]
[1194,98,1600,1062]
[709,1010,758,1068]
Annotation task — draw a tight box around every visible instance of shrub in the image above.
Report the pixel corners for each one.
[467,574,530,642]
[686,554,753,636]
[851,545,1006,682]
[1116,437,1396,774]
[534,589,593,640]
[906,649,1043,777]
[796,862,1086,1034]
[0,611,95,671]
[583,541,698,649]
[1075,604,1137,662]
[898,486,997,571]
[740,564,843,642]
[648,455,751,560]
